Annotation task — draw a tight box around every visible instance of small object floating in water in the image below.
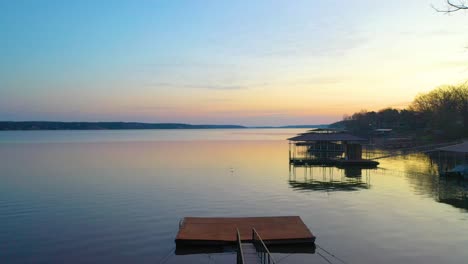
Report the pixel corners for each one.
[175,216,315,246]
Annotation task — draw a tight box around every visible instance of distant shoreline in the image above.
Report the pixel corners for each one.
[0,121,327,131]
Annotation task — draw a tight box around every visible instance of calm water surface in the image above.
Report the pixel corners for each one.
[1,129,467,263]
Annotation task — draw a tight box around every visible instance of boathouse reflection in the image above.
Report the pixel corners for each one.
[427,149,468,210]
[437,178,468,210]
[288,164,372,192]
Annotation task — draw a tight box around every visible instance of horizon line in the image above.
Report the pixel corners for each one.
[0,120,334,128]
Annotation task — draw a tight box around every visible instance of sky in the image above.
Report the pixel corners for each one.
[1,0,467,126]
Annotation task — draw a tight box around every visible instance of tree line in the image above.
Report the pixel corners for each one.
[333,83,468,141]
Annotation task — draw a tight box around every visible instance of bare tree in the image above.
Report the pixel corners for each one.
[410,83,468,138]
[433,0,468,13]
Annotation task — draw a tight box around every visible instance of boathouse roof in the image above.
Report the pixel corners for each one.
[436,141,468,153]
[288,131,367,142]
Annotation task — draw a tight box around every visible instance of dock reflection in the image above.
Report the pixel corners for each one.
[175,245,226,255]
[288,164,373,192]
[175,243,316,255]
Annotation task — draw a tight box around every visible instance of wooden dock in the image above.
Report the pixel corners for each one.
[175,216,315,246]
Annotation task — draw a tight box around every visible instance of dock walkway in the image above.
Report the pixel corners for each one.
[241,243,259,264]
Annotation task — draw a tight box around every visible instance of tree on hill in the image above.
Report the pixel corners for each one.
[409,83,468,139]
[335,83,468,141]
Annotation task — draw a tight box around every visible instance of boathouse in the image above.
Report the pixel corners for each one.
[435,141,468,158]
[433,141,468,175]
[288,129,379,167]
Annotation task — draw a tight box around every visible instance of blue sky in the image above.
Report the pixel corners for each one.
[1,0,467,125]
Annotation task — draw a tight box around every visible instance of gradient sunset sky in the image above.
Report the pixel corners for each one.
[1,0,467,126]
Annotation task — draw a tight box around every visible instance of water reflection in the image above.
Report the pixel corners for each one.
[436,178,468,210]
[289,152,468,211]
[288,164,372,192]
[2,130,468,264]
[175,245,227,255]
[175,243,316,256]
[379,153,468,211]
[428,151,468,210]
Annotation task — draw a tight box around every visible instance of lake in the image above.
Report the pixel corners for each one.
[0,129,467,263]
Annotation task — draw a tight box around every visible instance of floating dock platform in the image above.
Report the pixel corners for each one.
[175,216,315,246]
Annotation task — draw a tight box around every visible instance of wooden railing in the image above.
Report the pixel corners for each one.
[236,228,245,264]
[252,228,276,264]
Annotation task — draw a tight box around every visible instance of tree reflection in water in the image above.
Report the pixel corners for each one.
[380,153,468,211]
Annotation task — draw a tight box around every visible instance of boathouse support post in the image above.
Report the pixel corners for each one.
[344,141,349,160]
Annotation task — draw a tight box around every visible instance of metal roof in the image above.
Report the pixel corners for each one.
[288,132,367,142]
[436,141,468,153]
